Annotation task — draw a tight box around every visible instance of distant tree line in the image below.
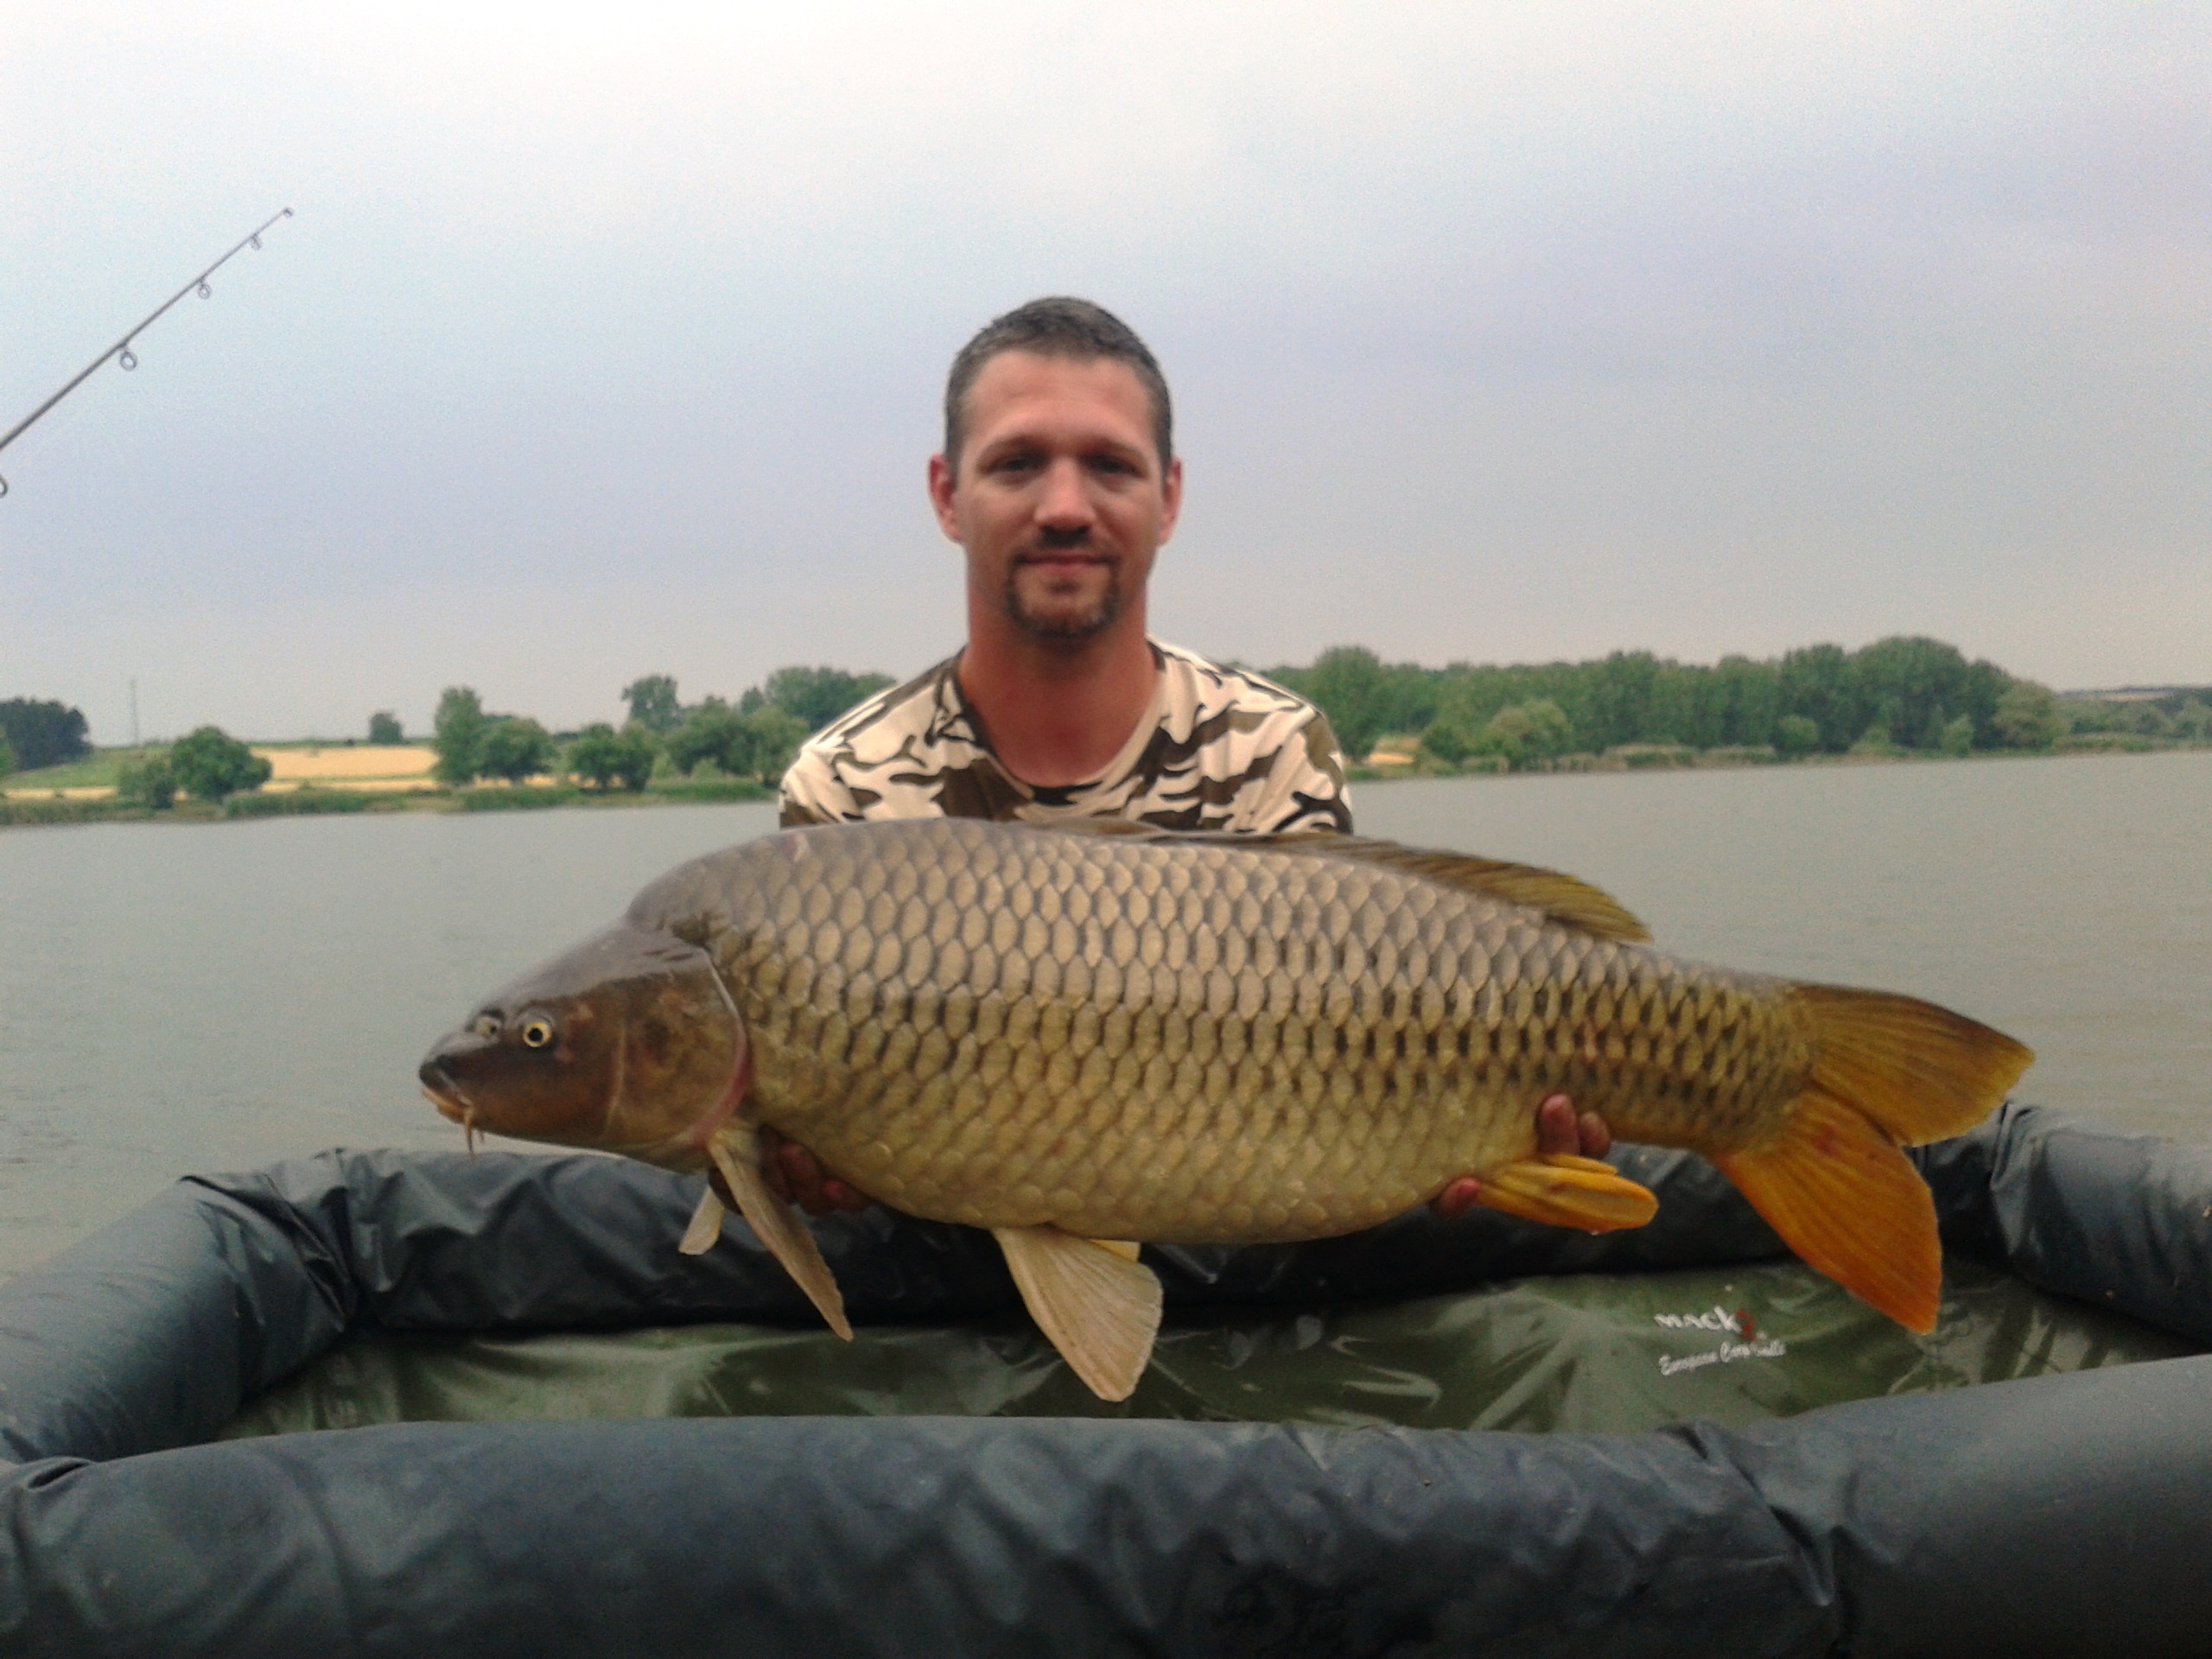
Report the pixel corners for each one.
[1258,636,2180,771]
[427,665,896,793]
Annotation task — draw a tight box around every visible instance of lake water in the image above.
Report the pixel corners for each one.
[3,751,2207,1277]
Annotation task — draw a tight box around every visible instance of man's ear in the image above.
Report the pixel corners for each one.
[1157,455,1185,545]
[927,453,962,542]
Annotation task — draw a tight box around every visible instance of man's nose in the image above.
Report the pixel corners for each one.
[1034,459,1096,527]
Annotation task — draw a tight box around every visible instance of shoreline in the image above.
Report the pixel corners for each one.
[0,779,774,830]
[5,741,2204,830]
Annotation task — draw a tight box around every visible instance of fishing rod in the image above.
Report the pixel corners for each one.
[0,207,293,499]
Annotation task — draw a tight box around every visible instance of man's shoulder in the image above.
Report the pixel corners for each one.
[1150,639,1326,723]
[1107,639,1351,834]
[779,653,986,824]
[793,655,963,766]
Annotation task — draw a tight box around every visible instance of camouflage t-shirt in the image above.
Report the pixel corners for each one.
[779,639,1353,833]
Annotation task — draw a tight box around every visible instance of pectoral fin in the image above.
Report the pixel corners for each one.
[709,1130,852,1340]
[678,1185,727,1255]
[994,1225,1163,1402]
[1471,1153,1659,1232]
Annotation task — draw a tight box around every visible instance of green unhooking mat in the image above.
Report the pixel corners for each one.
[222,1253,2190,1439]
[3,1102,2211,1658]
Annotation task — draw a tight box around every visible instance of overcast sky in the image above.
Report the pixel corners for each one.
[3,3,2206,743]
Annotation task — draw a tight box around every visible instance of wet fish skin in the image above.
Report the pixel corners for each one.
[423,819,2031,1390]
[625,821,1974,1240]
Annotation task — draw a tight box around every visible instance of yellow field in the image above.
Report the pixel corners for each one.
[257,745,437,782]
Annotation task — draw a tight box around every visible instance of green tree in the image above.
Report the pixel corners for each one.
[0,698,92,770]
[667,699,744,776]
[433,687,488,785]
[367,710,404,744]
[1778,645,1859,753]
[1849,723,1901,757]
[1939,715,1974,757]
[114,753,177,808]
[1472,706,1535,769]
[1713,655,1783,748]
[567,723,658,791]
[1850,635,1974,751]
[1420,708,1481,766]
[736,705,809,784]
[1777,715,1821,758]
[1583,654,1663,752]
[169,727,273,801]
[668,700,806,782]
[1993,682,2063,751]
[757,666,897,730]
[0,734,13,779]
[623,675,683,734]
[478,718,555,784]
[2171,697,2212,744]
[1960,658,2012,748]
[1295,646,1394,762]
[1517,698,1573,761]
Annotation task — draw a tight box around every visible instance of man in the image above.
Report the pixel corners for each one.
[772,296,1606,1212]
[779,297,1348,836]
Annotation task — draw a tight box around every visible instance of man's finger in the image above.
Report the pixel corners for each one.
[1431,1175,1483,1219]
[1535,1093,1580,1157]
[1577,1109,1612,1159]
[777,1141,831,1214]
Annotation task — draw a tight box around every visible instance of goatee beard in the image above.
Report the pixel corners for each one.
[1006,562,1121,644]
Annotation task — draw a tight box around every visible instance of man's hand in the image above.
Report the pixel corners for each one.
[1429,1094,1612,1220]
[758,1126,872,1216]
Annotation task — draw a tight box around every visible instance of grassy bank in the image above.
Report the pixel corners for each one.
[0,776,773,829]
[1344,733,2205,783]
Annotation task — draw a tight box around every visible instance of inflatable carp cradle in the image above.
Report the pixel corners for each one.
[2,1103,2209,1658]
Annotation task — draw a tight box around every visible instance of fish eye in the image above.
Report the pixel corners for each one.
[518,1013,556,1050]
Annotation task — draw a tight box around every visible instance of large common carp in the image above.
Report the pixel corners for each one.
[419,820,2031,1400]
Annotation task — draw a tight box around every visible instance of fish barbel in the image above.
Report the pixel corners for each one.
[420,820,2031,1400]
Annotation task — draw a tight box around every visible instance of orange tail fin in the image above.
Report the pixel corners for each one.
[1716,987,2032,1332]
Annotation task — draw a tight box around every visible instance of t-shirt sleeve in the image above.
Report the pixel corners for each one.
[777,744,853,827]
[1238,710,1354,835]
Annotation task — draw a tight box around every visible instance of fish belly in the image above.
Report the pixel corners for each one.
[662,820,1811,1245]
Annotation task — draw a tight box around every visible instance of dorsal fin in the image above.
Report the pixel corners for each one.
[1305,839,1651,942]
[1033,821,1649,943]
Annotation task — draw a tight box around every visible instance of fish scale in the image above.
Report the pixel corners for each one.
[645,819,1808,1243]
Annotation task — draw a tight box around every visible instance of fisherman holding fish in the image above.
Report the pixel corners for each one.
[420,297,2029,1402]
[769,297,1613,1216]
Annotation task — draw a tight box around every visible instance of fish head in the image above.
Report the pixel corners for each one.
[418,924,745,1161]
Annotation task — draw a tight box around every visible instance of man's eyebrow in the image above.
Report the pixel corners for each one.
[982,432,1140,457]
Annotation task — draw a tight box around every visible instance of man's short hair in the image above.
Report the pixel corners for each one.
[942,297,1173,478]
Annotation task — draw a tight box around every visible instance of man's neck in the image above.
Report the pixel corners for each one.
[957,607,1159,789]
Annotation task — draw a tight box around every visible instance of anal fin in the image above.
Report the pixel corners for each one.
[1471,1153,1659,1232]
[1715,1084,1942,1333]
[995,1225,1163,1402]
[678,1185,727,1255]
[709,1129,852,1340]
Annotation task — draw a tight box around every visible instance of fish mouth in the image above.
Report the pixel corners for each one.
[419,1063,483,1153]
